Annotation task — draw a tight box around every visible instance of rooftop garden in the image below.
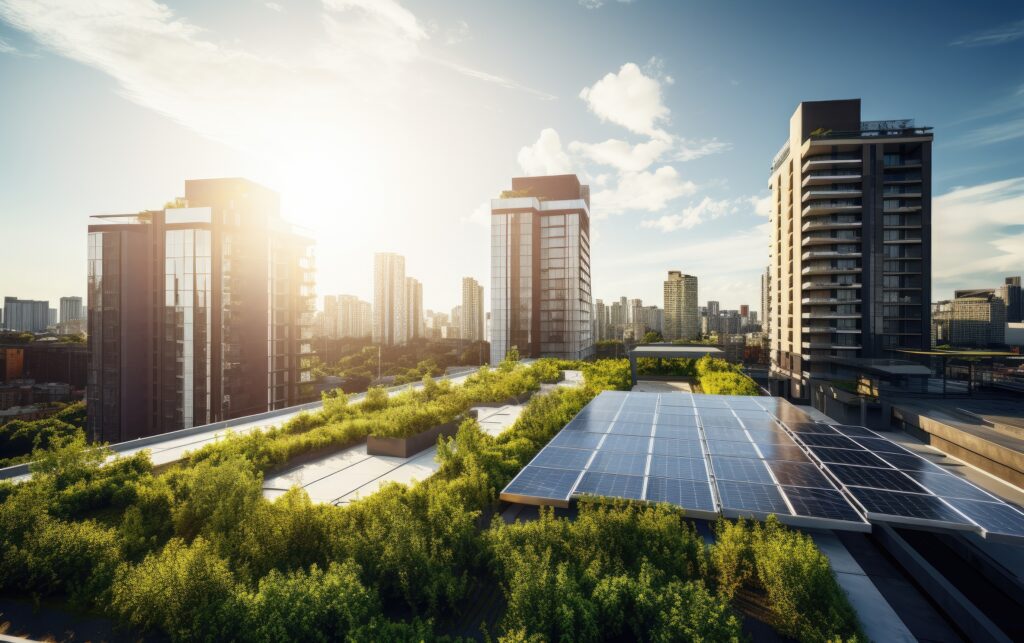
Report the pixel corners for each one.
[0,358,859,641]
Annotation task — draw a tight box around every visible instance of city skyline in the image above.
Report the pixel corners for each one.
[2,2,1024,311]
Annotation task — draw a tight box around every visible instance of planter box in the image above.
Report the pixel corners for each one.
[367,420,461,458]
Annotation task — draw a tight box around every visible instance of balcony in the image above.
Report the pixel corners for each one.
[802,171,861,187]
[801,219,861,232]
[801,266,862,277]
[802,155,862,173]
[803,326,862,335]
[801,249,861,260]
[882,204,922,213]
[802,235,861,246]
[802,297,862,306]
[801,188,861,202]
[801,311,860,320]
[801,341,861,350]
[802,281,861,290]
[802,201,861,216]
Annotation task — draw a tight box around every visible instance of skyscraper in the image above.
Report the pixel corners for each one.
[338,295,372,338]
[405,276,423,341]
[997,276,1022,323]
[1,297,49,332]
[663,271,698,341]
[87,178,315,443]
[932,294,1006,347]
[373,252,406,346]
[59,296,84,324]
[768,99,932,398]
[461,277,485,342]
[490,174,594,362]
[761,266,771,336]
[595,299,608,341]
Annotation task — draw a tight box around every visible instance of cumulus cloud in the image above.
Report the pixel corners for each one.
[592,166,696,218]
[748,193,771,217]
[579,62,670,139]
[640,195,752,232]
[568,137,672,172]
[932,178,1024,295]
[518,128,573,176]
[264,2,283,12]
[463,199,492,227]
[674,137,731,162]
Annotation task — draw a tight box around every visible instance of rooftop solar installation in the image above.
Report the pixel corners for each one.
[499,391,1024,544]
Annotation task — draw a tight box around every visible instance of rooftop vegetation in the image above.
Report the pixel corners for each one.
[0,358,858,641]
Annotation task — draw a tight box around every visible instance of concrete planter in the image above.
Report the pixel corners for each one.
[367,420,461,458]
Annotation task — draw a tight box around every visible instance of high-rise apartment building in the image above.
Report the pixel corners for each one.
[60,296,84,324]
[87,178,316,443]
[761,266,771,336]
[405,277,423,341]
[461,277,485,342]
[768,99,932,397]
[595,299,608,341]
[663,271,698,341]
[932,294,1006,347]
[490,174,594,362]
[337,295,372,338]
[997,276,1022,323]
[2,297,49,332]
[373,253,406,346]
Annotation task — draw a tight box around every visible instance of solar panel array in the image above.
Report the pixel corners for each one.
[499,391,1024,544]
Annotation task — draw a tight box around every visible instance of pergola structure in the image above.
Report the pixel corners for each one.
[627,344,723,386]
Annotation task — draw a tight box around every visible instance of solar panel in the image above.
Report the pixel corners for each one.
[810,447,892,468]
[746,430,798,446]
[706,440,760,458]
[767,461,832,489]
[644,477,716,516]
[710,456,774,484]
[944,498,1024,542]
[754,443,811,462]
[651,438,706,458]
[699,416,743,429]
[530,446,593,471]
[783,486,865,523]
[503,466,580,504]
[702,427,751,443]
[877,452,945,472]
[609,421,654,437]
[827,464,925,493]
[565,418,612,434]
[618,411,655,425]
[652,424,701,440]
[799,433,863,449]
[648,455,707,481]
[828,424,878,438]
[655,412,699,426]
[575,471,644,500]
[902,469,997,502]
[852,437,913,455]
[550,431,605,450]
[659,394,695,407]
[601,434,652,454]
[736,417,784,432]
[787,422,839,435]
[717,480,791,517]
[588,451,649,476]
[847,487,974,530]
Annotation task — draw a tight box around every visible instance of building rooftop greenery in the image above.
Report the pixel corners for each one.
[0,358,860,641]
[0,400,86,468]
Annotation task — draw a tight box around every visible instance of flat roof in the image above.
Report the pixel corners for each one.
[824,356,933,376]
[629,344,723,359]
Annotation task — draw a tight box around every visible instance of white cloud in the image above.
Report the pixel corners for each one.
[0,36,17,54]
[463,200,491,228]
[950,19,1024,47]
[577,0,635,9]
[579,62,670,139]
[444,18,469,45]
[640,195,749,232]
[264,2,283,12]
[932,178,1024,294]
[748,193,771,217]
[518,128,573,176]
[592,166,696,218]
[674,137,731,162]
[568,137,671,172]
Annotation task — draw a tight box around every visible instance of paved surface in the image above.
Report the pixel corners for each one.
[631,380,694,393]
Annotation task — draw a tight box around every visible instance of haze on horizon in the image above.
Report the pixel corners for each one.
[1,0,1022,313]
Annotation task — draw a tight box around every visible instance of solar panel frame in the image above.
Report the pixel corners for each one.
[529,446,594,472]
[501,466,581,507]
[717,480,792,519]
[644,476,717,519]
[826,464,927,493]
[766,460,834,489]
[846,486,979,533]
[809,447,893,468]
[943,497,1024,544]
[588,451,650,477]
[574,471,645,500]
[798,433,864,449]
[648,455,708,482]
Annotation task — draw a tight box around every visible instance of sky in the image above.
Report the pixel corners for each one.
[1,0,1023,316]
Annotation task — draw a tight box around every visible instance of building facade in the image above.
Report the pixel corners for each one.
[86,178,315,443]
[490,174,594,363]
[338,295,372,338]
[663,271,698,341]
[768,99,932,398]
[932,294,1006,347]
[461,277,485,342]
[373,252,406,346]
[405,277,424,341]
[2,297,49,332]
[997,276,1022,323]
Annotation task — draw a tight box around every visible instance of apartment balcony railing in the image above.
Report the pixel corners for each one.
[883,159,922,168]
[801,341,861,350]
[801,250,861,260]
[882,204,922,213]
[802,297,862,306]
[801,219,860,232]
[801,267,862,277]
[883,173,922,183]
[802,201,861,216]
[802,281,861,290]
[802,156,862,173]
[801,311,860,320]
[803,326,862,335]
[801,188,862,202]
[883,188,922,197]
[802,235,861,246]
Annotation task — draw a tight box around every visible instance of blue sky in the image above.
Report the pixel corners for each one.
[1,0,1022,315]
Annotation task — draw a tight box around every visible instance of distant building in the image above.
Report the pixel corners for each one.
[932,293,1006,347]
[997,276,1022,323]
[373,252,407,346]
[663,271,698,341]
[461,277,485,342]
[405,277,424,340]
[490,174,594,362]
[47,308,57,328]
[450,305,462,338]
[595,299,609,341]
[2,297,49,332]
[87,178,315,443]
[761,266,770,336]
[338,295,372,338]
